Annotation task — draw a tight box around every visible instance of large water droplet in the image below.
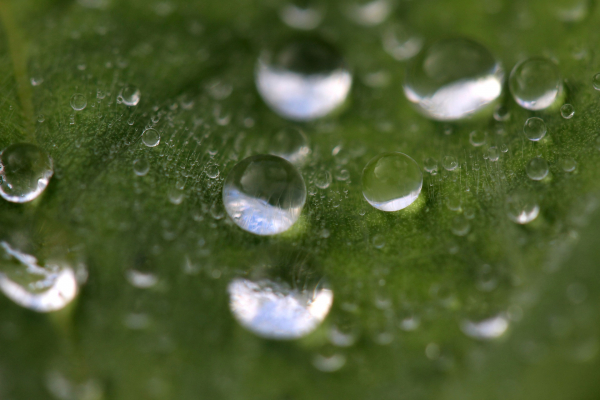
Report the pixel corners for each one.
[506,191,539,224]
[362,152,422,212]
[509,57,562,110]
[523,117,547,141]
[526,157,549,180]
[118,84,141,106]
[404,38,503,121]
[460,314,509,340]
[223,155,306,235]
[0,241,79,312]
[70,93,87,111]
[142,128,160,147]
[0,143,53,203]
[268,127,310,165]
[255,39,352,121]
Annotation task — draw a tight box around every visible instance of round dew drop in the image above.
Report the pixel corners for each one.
[142,128,160,147]
[506,191,539,224]
[133,159,150,176]
[526,157,549,181]
[442,155,458,171]
[119,84,141,106]
[403,38,504,121]
[560,103,575,119]
[361,152,422,212]
[509,57,562,110]
[255,39,352,121]
[523,117,547,141]
[222,155,307,236]
[279,1,325,30]
[70,93,87,111]
[0,143,54,203]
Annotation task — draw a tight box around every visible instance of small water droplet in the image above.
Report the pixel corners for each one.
[142,128,160,147]
[560,103,575,119]
[446,195,461,212]
[268,127,310,165]
[560,156,577,172]
[70,93,87,111]
[279,1,324,30]
[493,104,510,121]
[523,117,547,141]
[345,0,392,26]
[256,39,352,121]
[382,23,423,61]
[506,191,539,224]
[30,76,44,86]
[37,114,45,123]
[509,57,562,110]
[371,234,385,249]
[0,143,53,203]
[362,152,422,212]
[205,165,220,179]
[126,270,158,289]
[314,170,332,189]
[526,157,549,180]
[424,157,438,174]
[222,155,306,236]
[133,158,150,176]
[312,353,346,372]
[593,73,600,90]
[118,84,141,106]
[487,146,500,161]
[469,130,486,147]
[451,215,470,236]
[404,38,504,121]
[442,155,458,171]
[168,187,184,205]
[461,314,509,340]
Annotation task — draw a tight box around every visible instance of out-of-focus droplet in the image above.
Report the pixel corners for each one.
[461,314,509,340]
[133,158,150,176]
[279,1,325,30]
[268,127,310,165]
[345,0,392,26]
[70,93,87,111]
[526,157,549,181]
[382,23,423,61]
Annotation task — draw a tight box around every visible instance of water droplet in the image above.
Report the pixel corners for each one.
[424,157,438,174]
[442,155,458,171]
[0,242,79,312]
[37,114,45,123]
[555,0,591,22]
[493,104,510,121]
[345,0,392,26]
[506,191,539,224]
[404,38,503,121]
[30,76,44,86]
[451,215,470,236]
[560,103,575,119]
[509,57,562,110]
[469,130,486,147]
[256,39,352,121]
[70,93,87,111]
[560,156,577,172]
[168,187,184,205]
[382,23,423,61]
[314,170,332,189]
[461,314,509,340]
[487,146,500,161]
[526,157,549,181]
[361,152,422,212]
[269,127,310,165]
[205,165,219,179]
[118,84,141,106]
[446,195,461,211]
[371,234,385,249]
[133,158,150,176]
[329,324,358,347]
[142,128,160,147]
[593,73,600,90]
[228,272,332,339]
[523,117,547,141]
[126,270,158,289]
[222,155,306,236]
[279,1,324,30]
[312,353,346,372]
[0,143,53,203]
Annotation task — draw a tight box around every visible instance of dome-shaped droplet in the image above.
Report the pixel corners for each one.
[523,117,547,141]
[361,152,422,212]
[0,241,79,312]
[506,191,539,224]
[255,39,352,121]
[268,127,310,165]
[119,84,141,106]
[404,38,504,121]
[442,155,458,171]
[509,57,562,110]
[0,143,53,203]
[382,23,423,61]
[279,1,325,30]
[223,155,307,235]
[142,128,160,147]
[70,93,87,111]
[526,157,549,180]
[593,73,600,90]
[133,158,150,176]
[560,103,575,119]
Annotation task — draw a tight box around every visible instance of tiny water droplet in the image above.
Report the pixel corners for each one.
[126,270,158,289]
[30,76,44,86]
[593,73,600,90]
[168,187,184,205]
[37,114,45,123]
[345,0,392,26]
[442,155,458,171]
[461,314,509,340]
[312,353,346,372]
[404,38,503,121]
[487,146,500,161]
[560,103,575,119]
[506,191,539,224]
[451,215,470,236]
[205,165,219,179]
[493,104,510,121]
[279,1,324,30]
[424,157,438,174]
[118,84,141,106]
[371,234,385,249]
[314,170,332,189]
[222,155,306,236]
[526,157,549,180]
[70,93,87,111]
[469,130,486,147]
[560,157,577,172]
[142,128,160,147]
[0,143,53,203]
[362,152,422,212]
[523,117,547,141]
[133,158,150,176]
[382,23,423,61]
[509,57,562,110]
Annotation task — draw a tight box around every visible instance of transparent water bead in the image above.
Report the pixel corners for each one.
[526,157,549,181]
[70,93,87,111]
[255,39,352,121]
[404,38,504,121]
[460,314,509,340]
[561,103,575,119]
[279,1,325,30]
[382,23,423,61]
[0,241,79,312]
[506,191,539,224]
[593,73,600,90]
[222,155,307,235]
[362,152,422,212]
[228,277,333,340]
[509,57,562,110]
[268,127,310,165]
[0,143,54,203]
[118,84,141,106]
[142,128,160,147]
[345,0,392,26]
[133,158,150,176]
[523,117,547,141]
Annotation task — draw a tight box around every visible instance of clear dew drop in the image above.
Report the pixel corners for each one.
[142,128,160,147]
[506,191,539,224]
[222,155,307,236]
[118,84,141,106]
[382,23,423,61]
[493,104,510,121]
[523,117,547,141]
[70,93,87,111]
[451,215,471,236]
[279,1,324,30]
[0,241,79,313]
[168,187,184,205]
[423,157,438,175]
[526,156,549,181]
[255,39,352,121]
[460,314,509,340]
[560,103,575,119]
[487,146,500,161]
[469,130,486,147]
[0,143,54,203]
[133,158,150,176]
[593,73,600,90]
[442,155,458,171]
[560,156,577,172]
[361,152,422,212]
[509,57,562,110]
[404,38,504,121]
[228,276,333,340]
[268,127,310,165]
[205,165,220,179]
[312,353,346,372]
[314,170,332,189]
